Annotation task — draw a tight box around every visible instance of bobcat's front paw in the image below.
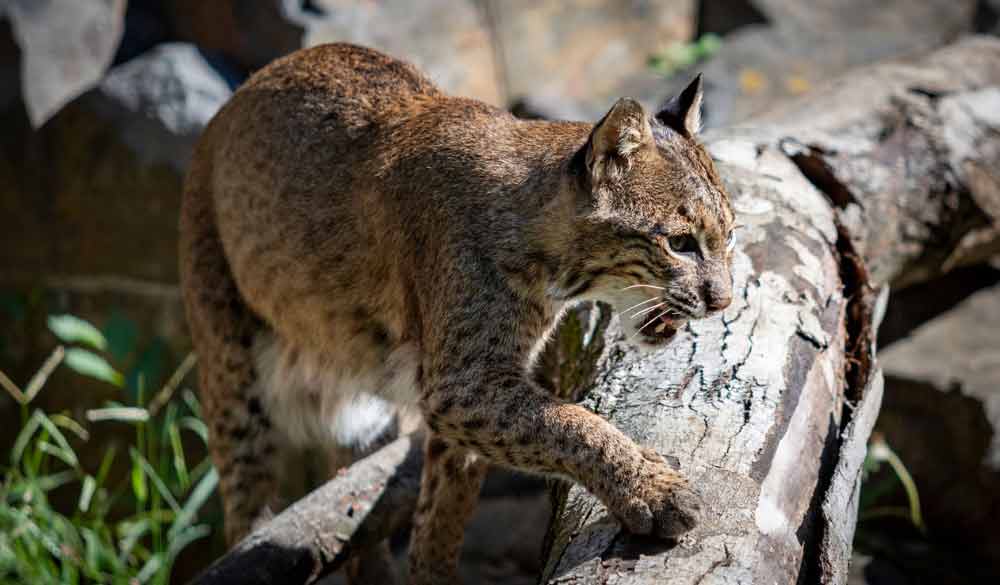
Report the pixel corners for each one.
[612,447,703,538]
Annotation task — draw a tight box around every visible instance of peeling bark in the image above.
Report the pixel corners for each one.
[191,433,423,585]
[190,36,1000,585]
[540,36,1000,585]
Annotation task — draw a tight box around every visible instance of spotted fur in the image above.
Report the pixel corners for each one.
[179,43,734,584]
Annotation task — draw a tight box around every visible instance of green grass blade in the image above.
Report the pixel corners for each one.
[135,553,163,584]
[129,448,180,513]
[12,410,44,465]
[86,406,149,423]
[34,411,79,468]
[178,416,208,444]
[168,467,218,539]
[64,348,124,388]
[78,475,97,513]
[47,314,108,351]
[168,422,189,491]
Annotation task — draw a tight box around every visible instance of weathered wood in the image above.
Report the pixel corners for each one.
[540,36,1000,585]
[191,433,423,585]
[191,36,1000,585]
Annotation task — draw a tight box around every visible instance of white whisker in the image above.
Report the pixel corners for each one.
[621,284,665,291]
[630,303,666,320]
[622,297,661,314]
[630,308,673,340]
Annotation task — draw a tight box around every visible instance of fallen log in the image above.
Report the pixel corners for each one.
[191,433,422,585]
[541,35,1000,585]
[191,36,1000,585]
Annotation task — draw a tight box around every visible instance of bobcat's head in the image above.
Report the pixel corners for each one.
[558,76,736,347]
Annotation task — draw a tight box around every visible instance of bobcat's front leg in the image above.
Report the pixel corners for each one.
[408,435,488,585]
[421,366,702,543]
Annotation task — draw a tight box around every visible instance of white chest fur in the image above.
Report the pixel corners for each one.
[251,331,420,450]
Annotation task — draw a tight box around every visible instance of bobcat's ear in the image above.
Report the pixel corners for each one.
[655,74,703,137]
[585,98,653,181]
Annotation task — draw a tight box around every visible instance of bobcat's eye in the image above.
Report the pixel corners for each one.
[667,234,699,255]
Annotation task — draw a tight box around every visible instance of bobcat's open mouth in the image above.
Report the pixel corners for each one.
[638,311,685,344]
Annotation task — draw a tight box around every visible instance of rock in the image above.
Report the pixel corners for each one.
[877,282,1000,572]
[490,0,695,119]
[977,0,1000,35]
[0,16,20,112]
[0,42,230,402]
[4,0,127,127]
[167,0,309,71]
[663,0,978,128]
[878,264,1000,347]
[305,0,503,106]
[1,42,230,281]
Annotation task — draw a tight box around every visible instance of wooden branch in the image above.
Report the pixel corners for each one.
[540,36,1000,585]
[191,433,423,585]
[191,36,1000,585]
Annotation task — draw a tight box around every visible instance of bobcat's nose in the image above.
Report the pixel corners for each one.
[703,277,733,314]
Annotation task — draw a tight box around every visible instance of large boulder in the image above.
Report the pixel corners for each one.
[876,282,1000,573]
[0,42,230,409]
[4,0,127,127]
[489,0,695,120]
[167,0,309,71]
[666,0,979,128]
[305,0,503,106]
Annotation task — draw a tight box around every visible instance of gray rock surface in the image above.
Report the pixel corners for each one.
[0,42,229,378]
[659,0,979,129]
[489,0,694,119]
[879,283,1000,568]
[306,0,503,106]
[4,0,126,127]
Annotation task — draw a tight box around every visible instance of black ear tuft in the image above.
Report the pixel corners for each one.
[655,74,703,137]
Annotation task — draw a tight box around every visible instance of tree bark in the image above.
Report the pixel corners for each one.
[541,35,1000,585]
[190,36,1000,585]
[191,433,423,585]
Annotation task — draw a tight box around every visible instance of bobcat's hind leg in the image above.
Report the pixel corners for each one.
[185,268,285,544]
[408,434,488,585]
[181,184,285,543]
[198,353,286,544]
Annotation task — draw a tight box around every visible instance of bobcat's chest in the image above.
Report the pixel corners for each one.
[251,331,420,450]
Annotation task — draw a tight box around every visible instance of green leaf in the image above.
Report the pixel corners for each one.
[131,462,148,503]
[697,33,722,58]
[35,410,79,468]
[169,468,218,539]
[135,552,163,584]
[86,406,149,423]
[47,314,107,351]
[64,348,123,387]
[178,416,208,444]
[165,524,211,564]
[78,475,96,513]
[49,413,89,441]
[12,410,44,465]
[168,422,190,491]
[117,519,150,560]
[130,448,180,513]
[35,470,77,492]
[37,442,78,468]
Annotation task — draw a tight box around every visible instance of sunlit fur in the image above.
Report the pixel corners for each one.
[554,100,735,347]
[180,43,732,583]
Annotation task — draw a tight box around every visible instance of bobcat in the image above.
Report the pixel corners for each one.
[180,43,734,584]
